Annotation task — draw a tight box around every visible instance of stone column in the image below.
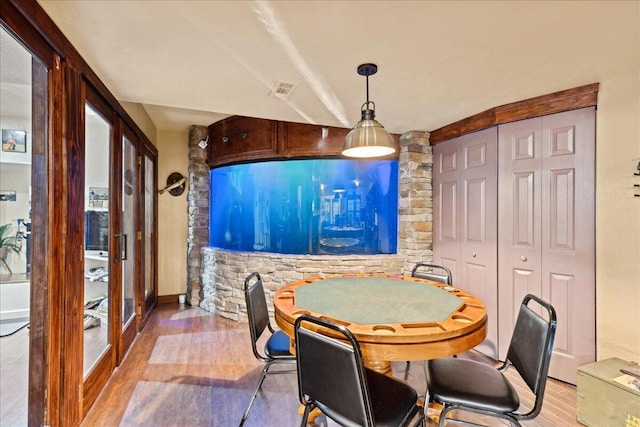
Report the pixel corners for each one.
[398,131,433,275]
[186,125,210,306]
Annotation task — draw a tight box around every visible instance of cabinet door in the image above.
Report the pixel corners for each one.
[208,116,277,166]
[498,108,595,384]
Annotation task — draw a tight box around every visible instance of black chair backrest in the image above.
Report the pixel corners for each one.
[506,294,556,416]
[295,314,373,427]
[244,272,271,359]
[411,263,453,285]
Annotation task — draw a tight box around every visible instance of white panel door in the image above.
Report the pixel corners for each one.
[541,108,596,383]
[433,138,461,279]
[498,117,544,353]
[459,128,498,357]
[434,128,498,358]
[498,108,595,384]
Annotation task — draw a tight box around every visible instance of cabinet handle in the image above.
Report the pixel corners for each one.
[472,252,477,258]
[520,256,528,262]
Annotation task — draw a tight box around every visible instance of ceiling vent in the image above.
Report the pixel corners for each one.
[269,80,297,100]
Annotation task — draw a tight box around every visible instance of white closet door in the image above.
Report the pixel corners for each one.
[498,117,544,353]
[434,128,498,358]
[498,108,595,384]
[541,108,596,383]
[433,137,461,279]
[459,128,498,357]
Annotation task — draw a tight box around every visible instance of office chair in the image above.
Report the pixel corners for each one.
[239,272,296,426]
[295,314,425,427]
[424,294,556,426]
[411,263,452,285]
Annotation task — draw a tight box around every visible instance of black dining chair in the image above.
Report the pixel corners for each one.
[239,272,297,426]
[411,262,453,286]
[294,314,425,427]
[424,294,557,427]
[407,262,454,371]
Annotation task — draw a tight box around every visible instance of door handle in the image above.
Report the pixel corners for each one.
[114,233,128,262]
[520,256,528,262]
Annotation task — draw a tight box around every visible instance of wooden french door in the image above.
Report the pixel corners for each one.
[433,127,498,358]
[498,107,596,384]
[81,92,142,409]
[141,146,158,325]
[119,124,139,357]
[82,89,117,412]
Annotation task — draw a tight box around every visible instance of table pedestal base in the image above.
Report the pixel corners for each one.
[364,359,393,375]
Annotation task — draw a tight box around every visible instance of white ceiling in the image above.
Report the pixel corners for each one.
[34,1,639,134]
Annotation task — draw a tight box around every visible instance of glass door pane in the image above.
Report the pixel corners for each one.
[0,25,45,426]
[83,104,111,377]
[143,153,155,303]
[121,136,136,330]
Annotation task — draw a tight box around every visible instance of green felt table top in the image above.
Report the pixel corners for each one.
[295,276,462,325]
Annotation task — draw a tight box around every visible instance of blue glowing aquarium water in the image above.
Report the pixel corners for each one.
[210,159,398,255]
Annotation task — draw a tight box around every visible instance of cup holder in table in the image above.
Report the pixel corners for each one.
[372,325,396,335]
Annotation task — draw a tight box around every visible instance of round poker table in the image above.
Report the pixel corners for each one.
[274,274,487,374]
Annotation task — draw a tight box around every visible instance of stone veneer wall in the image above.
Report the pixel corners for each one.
[199,250,405,321]
[193,130,434,321]
[185,125,210,306]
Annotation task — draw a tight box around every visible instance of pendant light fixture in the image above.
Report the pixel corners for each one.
[342,63,396,158]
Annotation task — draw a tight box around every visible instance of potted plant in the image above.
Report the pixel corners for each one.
[0,224,22,271]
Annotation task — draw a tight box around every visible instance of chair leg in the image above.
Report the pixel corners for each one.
[239,362,272,426]
[300,404,314,427]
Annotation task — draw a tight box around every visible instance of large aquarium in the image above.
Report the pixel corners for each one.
[210,159,398,255]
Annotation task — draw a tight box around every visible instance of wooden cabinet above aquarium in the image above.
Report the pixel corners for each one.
[207,116,399,167]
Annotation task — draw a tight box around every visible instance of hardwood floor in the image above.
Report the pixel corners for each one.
[82,303,584,427]
[0,322,29,426]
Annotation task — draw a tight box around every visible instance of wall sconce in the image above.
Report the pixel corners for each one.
[159,172,187,196]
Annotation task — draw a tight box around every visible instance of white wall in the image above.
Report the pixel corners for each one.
[595,72,640,362]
